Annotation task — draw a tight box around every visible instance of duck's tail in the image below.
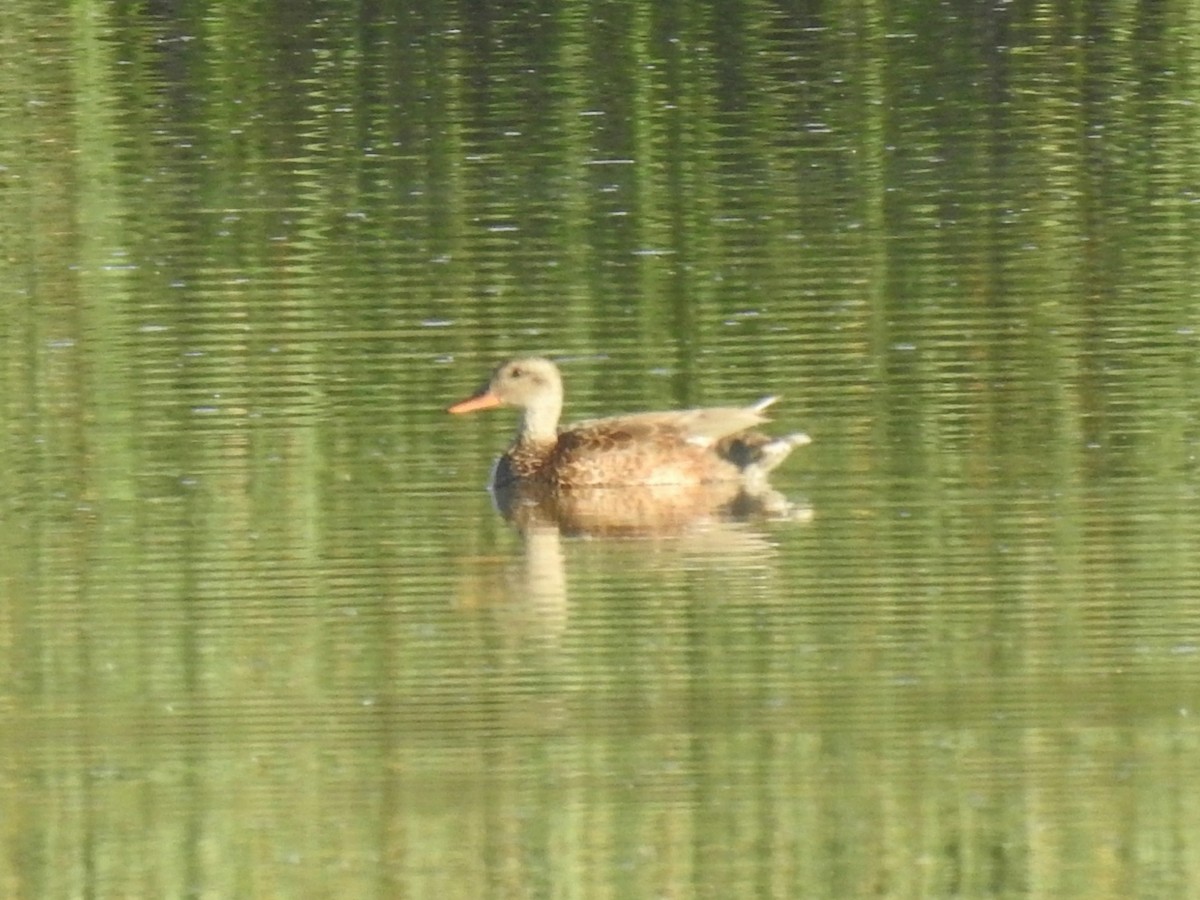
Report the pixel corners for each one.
[717,429,811,479]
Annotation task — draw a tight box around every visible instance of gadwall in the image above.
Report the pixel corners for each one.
[447,357,810,489]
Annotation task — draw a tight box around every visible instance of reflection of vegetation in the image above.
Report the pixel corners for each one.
[2,3,1199,896]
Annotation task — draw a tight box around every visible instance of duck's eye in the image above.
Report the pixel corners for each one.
[509,366,523,378]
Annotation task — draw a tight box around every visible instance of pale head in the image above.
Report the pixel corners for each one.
[447,357,564,442]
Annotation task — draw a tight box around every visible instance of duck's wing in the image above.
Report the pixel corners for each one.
[568,398,778,447]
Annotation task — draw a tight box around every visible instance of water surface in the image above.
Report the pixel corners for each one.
[2,2,1199,897]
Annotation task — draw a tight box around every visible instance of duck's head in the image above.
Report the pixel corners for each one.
[447,357,564,439]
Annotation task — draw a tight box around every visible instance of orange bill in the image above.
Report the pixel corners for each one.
[447,390,503,414]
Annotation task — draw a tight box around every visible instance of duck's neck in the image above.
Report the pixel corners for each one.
[516,400,561,446]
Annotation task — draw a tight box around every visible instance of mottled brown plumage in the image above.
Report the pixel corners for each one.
[447,357,810,489]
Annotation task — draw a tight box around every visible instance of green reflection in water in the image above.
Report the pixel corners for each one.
[1,1,1198,897]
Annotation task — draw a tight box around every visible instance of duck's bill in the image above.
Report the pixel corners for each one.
[447,390,503,414]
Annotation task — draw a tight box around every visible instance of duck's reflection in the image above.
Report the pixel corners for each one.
[492,480,810,538]
[466,481,811,636]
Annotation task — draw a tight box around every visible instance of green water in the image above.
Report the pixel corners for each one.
[2,2,1198,897]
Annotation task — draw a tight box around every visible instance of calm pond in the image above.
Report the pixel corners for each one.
[2,2,1199,897]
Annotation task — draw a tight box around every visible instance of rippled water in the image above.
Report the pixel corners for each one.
[3,3,1199,897]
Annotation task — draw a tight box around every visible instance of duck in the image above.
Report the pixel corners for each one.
[447,357,810,489]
